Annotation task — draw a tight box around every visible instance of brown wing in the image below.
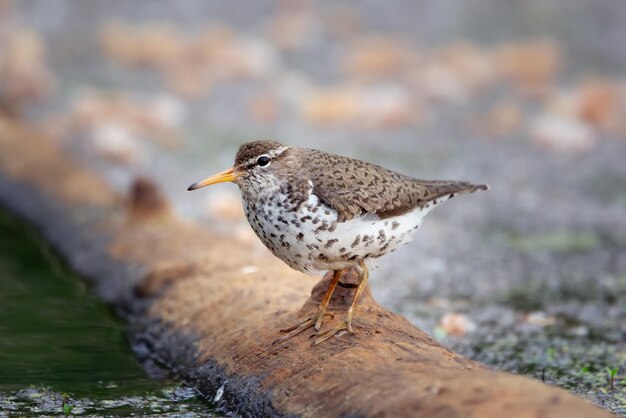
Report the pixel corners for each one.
[302,148,488,222]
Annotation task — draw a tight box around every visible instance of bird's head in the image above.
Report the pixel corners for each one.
[187,140,295,199]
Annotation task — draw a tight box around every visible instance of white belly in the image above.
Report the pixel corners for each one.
[243,192,444,275]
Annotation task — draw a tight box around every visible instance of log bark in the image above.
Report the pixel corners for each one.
[0,115,614,417]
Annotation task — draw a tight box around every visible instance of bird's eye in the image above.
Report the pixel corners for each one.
[257,155,271,167]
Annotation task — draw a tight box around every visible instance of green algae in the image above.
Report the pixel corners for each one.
[506,231,601,254]
[0,207,216,416]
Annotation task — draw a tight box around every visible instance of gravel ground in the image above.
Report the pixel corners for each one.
[6,0,626,415]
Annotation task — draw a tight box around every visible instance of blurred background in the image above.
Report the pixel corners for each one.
[1,0,625,415]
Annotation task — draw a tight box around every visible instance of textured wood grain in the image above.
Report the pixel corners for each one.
[0,116,614,418]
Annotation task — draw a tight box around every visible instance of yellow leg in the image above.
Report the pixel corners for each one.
[315,261,369,344]
[273,270,342,344]
[314,270,341,331]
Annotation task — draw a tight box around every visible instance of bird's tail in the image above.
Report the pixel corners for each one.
[419,180,490,203]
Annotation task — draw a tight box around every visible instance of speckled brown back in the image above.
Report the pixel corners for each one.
[299,147,488,221]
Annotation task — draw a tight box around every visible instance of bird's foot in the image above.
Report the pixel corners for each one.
[272,311,334,345]
[314,317,355,345]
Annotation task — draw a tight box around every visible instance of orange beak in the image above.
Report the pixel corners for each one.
[187,167,239,191]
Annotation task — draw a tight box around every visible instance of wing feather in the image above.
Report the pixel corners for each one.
[303,149,488,222]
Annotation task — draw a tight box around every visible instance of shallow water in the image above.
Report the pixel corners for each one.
[0,207,216,416]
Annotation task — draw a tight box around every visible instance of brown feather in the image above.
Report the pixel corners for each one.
[298,148,488,222]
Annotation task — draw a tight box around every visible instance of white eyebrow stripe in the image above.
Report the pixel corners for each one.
[244,146,290,166]
[268,146,289,158]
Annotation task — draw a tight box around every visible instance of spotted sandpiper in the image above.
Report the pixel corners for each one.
[188,140,488,344]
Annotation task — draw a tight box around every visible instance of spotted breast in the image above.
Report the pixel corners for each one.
[242,179,450,275]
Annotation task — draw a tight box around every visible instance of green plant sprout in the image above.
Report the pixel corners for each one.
[605,367,619,391]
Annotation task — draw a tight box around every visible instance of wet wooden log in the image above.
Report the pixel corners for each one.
[0,115,614,417]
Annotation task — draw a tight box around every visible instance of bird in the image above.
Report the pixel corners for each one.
[187,140,488,344]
